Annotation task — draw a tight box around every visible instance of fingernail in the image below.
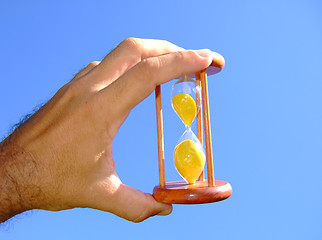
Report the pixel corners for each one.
[195,49,212,58]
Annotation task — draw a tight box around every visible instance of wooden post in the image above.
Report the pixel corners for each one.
[155,85,165,187]
[195,72,204,181]
[200,70,215,187]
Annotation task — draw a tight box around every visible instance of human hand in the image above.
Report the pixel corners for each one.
[0,38,224,222]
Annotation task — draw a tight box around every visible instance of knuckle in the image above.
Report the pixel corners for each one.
[159,39,171,46]
[171,50,197,66]
[132,216,144,223]
[131,210,149,223]
[130,194,156,223]
[120,37,141,52]
[141,57,161,71]
[56,81,83,103]
[174,50,186,61]
[87,61,100,68]
[136,58,161,85]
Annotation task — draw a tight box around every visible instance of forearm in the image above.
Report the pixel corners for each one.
[0,135,41,223]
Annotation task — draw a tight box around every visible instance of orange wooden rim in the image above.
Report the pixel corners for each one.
[205,55,225,76]
[210,54,225,69]
[175,55,225,79]
[153,180,232,204]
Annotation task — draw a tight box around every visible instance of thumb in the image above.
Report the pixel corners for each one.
[109,184,172,222]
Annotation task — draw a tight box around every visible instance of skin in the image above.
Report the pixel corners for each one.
[0,38,224,223]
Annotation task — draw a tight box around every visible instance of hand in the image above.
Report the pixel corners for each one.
[0,38,223,223]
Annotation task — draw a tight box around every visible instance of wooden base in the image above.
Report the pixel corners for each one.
[153,180,232,204]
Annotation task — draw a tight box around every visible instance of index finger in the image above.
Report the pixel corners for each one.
[92,38,185,85]
[98,49,222,119]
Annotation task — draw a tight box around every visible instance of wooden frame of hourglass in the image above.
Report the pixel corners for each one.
[153,57,232,204]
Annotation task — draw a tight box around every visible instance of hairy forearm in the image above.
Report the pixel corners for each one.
[0,135,41,223]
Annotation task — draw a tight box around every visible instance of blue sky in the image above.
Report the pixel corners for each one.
[0,0,321,239]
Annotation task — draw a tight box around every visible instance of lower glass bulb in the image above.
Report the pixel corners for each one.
[174,129,205,184]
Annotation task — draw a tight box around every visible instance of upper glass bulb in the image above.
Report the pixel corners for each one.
[171,75,201,127]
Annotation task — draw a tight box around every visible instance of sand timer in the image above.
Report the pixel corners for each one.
[153,57,232,204]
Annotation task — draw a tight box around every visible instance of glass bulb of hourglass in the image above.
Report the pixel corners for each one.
[171,74,201,127]
[174,128,205,184]
[171,74,204,184]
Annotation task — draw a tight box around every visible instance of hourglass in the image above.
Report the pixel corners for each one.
[153,57,232,204]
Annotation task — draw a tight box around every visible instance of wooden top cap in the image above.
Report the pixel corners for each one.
[206,52,225,76]
[179,52,225,79]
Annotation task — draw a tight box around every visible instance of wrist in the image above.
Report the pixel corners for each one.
[0,134,42,223]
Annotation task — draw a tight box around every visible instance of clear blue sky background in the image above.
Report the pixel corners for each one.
[0,0,321,239]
